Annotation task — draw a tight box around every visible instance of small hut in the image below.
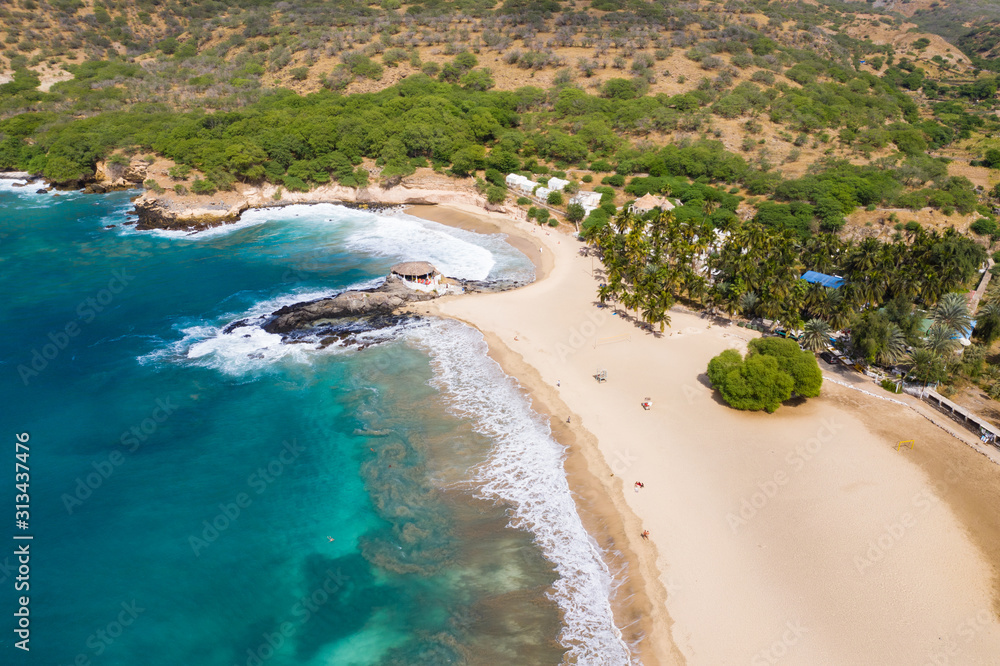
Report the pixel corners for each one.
[390,261,443,291]
[629,193,677,215]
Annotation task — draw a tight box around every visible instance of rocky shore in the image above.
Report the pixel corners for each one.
[262,275,439,334]
[124,170,503,232]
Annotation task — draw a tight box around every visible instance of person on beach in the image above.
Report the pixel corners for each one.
[641,530,649,540]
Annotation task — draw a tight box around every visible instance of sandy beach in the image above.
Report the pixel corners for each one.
[413,203,1000,665]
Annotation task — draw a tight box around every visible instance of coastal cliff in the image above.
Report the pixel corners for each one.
[127,171,500,231]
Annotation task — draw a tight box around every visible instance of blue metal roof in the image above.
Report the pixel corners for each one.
[800,271,845,289]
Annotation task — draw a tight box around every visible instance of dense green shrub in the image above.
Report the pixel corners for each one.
[190,178,215,195]
[486,185,506,204]
[707,338,822,412]
[708,351,793,413]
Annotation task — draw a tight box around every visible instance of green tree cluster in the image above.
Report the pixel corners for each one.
[707,338,822,413]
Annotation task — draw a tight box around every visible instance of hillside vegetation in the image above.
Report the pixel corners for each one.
[3,0,1000,412]
[1,0,998,240]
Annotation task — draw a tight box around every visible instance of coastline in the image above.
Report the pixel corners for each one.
[126,170,509,231]
[406,203,681,664]
[53,178,1000,660]
[417,203,1000,664]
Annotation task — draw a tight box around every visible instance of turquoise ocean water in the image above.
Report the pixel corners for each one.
[0,180,632,665]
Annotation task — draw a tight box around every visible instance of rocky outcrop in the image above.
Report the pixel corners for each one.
[126,177,491,231]
[133,197,249,230]
[262,275,438,334]
[87,157,151,193]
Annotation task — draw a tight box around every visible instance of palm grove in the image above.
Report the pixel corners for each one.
[592,206,989,410]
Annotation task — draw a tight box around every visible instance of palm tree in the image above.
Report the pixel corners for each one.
[923,322,959,356]
[933,293,972,335]
[828,303,853,333]
[907,348,947,386]
[801,319,833,352]
[875,323,908,367]
[803,282,829,318]
[974,302,1000,345]
[844,237,882,276]
[737,292,759,318]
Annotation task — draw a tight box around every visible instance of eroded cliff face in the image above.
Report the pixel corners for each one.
[125,174,492,231]
[84,157,151,193]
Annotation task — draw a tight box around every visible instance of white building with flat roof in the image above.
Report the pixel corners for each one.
[505,173,538,193]
[545,177,570,191]
[570,191,603,214]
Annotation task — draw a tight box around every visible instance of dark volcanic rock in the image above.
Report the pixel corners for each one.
[263,275,438,334]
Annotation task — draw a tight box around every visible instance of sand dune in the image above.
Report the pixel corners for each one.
[420,204,1000,665]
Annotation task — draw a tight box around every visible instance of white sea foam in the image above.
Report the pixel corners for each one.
[139,278,394,373]
[341,211,498,281]
[0,178,63,203]
[95,199,139,230]
[130,202,533,282]
[241,203,509,281]
[0,177,30,192]
[127,214,271,240]
[409,320,635,665]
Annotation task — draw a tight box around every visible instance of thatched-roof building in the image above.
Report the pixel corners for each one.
[390,261,439,280]
[389,261,456,294]
[629,193,677,215]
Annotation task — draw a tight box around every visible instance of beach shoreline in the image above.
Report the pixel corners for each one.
[414,202,1000,665]
[90,182,1000,661]
[407,203,682,664]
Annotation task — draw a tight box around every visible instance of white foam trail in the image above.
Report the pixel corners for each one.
[0,177,30,192]
[130,214,270,239]
[138,322,317,373]
[341,211,498,281]
[409,320,635,665]
[96,200,139,229]
[139,278,394,373]
[126,202,533,283]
